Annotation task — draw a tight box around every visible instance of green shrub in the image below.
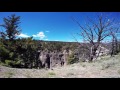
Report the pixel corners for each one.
[15,60,22,65]
[13,60,23,67]
[5,60,13,66]
[47,72,56,77]
[67,53,78,64]
[0,46,9,59]
[0,61,6,66]
[9,52,14,58]
[5,59,22,67]
[48,72,56,76]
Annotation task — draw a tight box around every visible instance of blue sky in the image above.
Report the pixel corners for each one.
[0,12,120,42]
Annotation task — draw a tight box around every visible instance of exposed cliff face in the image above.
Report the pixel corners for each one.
[36,44,110,69]
[36,49,73,68]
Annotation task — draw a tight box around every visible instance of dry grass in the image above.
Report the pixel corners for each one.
[0,53,120,78]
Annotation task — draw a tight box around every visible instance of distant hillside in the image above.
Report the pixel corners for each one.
[37,40,78,43]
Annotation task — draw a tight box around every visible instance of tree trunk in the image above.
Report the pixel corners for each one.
[89,45,98,62]
[115,38,118,54]
[111,39,115,57]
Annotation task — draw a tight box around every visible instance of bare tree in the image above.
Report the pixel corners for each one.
[72,13,120,61]
[110,28,120,56]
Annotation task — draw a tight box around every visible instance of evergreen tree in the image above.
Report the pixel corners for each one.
[1,14,21,41]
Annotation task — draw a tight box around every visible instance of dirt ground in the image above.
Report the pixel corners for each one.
[0,54,120,78]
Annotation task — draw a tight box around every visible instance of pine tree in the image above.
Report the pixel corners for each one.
[1,14,21,41]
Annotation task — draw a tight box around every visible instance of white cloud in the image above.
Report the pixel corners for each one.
[32,32,45,39]
[17,33,30,38]
[45,39,48,40]
[32,35,37,37]
[45,31,50,32]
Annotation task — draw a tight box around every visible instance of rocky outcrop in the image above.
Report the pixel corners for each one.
[36,49,73,69]
[36,45,110,69]
[96,45,110,56]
